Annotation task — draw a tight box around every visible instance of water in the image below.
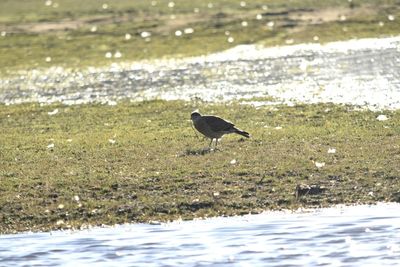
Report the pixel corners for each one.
[1,203,400,266]
[1,36,400,109]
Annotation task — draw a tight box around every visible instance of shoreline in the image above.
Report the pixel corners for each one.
[3,202,399,236]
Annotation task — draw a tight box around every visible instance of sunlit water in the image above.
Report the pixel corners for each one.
[1,203,400,266]
[1,36,400,109]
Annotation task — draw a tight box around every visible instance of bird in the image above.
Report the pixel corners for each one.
[190,111,250,149]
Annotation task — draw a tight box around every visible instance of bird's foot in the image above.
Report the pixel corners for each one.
[208,147,222,152]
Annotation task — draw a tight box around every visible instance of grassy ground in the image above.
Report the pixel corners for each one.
[1,100,399,233]
[0,0,400,74]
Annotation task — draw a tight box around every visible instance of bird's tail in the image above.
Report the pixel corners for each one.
[234,127,250,138]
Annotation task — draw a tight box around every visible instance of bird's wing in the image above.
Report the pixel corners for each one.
[203,116,234,132]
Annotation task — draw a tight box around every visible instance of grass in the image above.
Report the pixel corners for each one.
[1,100,399,233]
[0,0,400,74]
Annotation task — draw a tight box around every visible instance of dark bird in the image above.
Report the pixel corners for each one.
[191,111,250,149]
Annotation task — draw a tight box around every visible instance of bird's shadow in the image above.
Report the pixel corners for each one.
[183,147,218,156]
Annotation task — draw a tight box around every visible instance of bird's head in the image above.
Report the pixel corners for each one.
[190,110,201,121]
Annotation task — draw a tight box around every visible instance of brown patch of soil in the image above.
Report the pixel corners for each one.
[0,6,380,34]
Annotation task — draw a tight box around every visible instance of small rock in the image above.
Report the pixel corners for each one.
[391,192,400,202]
[376,114,388,121]
[48,108,59,115]
[315,161,325,168]
[114,51,122,58]
[47,143,55,149]
[328,148,336,154]
[184,28,194,34]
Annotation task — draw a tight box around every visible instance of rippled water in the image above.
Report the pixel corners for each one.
[1,203,400,266]
[1,36,400,109]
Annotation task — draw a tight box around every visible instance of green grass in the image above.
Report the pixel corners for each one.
[1,100,399,233]
[0,0,400,74]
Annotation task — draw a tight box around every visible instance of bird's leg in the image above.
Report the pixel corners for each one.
[208,138,214,149]
[214,138,222,151]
